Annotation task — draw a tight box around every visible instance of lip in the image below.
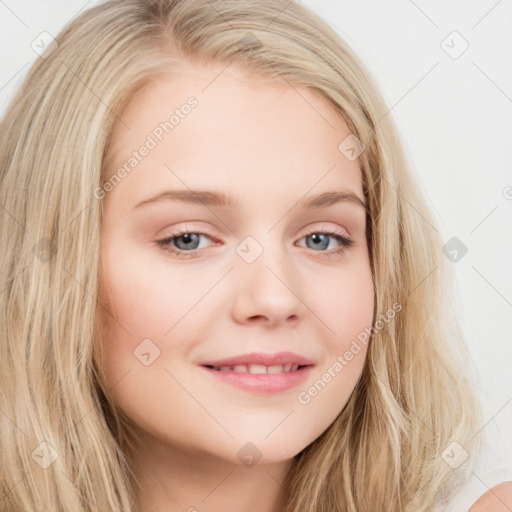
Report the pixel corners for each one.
[199,351,316,393]
[199,351,315,367]
[200,364,315,393]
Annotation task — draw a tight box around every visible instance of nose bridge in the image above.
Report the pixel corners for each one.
[235,230,288,281]
[232,230,304,322]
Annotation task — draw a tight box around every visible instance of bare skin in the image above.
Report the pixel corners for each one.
[469,481,512,512]
[96,61,374,512]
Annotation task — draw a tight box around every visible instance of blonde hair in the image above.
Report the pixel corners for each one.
[0,0,482,510]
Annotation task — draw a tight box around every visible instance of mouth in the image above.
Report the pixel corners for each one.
[199,363,315,393]
[202,363,312,373]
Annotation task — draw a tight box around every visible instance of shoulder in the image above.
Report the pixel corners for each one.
[469,481,512,512]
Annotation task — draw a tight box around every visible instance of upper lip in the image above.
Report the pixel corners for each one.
[200,351,315,367]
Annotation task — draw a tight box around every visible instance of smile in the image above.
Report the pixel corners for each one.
[205,363,305,373]
[200,364,314,393]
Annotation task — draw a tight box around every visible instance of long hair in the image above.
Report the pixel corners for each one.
[0,1,482,510]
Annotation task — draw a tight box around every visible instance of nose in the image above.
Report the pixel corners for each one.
[231,242,305,327]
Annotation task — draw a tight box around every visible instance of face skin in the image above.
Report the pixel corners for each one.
[96,60,375,512]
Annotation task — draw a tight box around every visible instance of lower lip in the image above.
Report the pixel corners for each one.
[199,365,314,393]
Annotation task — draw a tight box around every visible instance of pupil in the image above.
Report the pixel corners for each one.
[308,233,328,250]
[176,233,199,250]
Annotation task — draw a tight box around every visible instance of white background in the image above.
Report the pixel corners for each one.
[1,0,511,468]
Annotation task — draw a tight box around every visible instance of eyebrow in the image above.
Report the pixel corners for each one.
[132,188,368,212]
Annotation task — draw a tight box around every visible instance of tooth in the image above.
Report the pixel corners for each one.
[248,364,267,374]
[211,363,299,373]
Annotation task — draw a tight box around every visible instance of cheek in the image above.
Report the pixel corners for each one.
[294,262,373,429]
[312,260,375,347]
[96,237,221,390]
[98,241,205,338]
[96,240,172,378]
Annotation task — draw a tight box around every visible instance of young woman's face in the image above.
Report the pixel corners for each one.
[97,62,374,466]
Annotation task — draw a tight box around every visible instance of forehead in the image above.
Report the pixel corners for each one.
[105,62,364,208]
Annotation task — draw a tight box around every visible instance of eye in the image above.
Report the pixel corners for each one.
[155,228,354,259]
[297,228,354,258]
[156,229,214,259]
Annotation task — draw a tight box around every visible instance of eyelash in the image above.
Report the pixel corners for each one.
[155,228,354,259]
